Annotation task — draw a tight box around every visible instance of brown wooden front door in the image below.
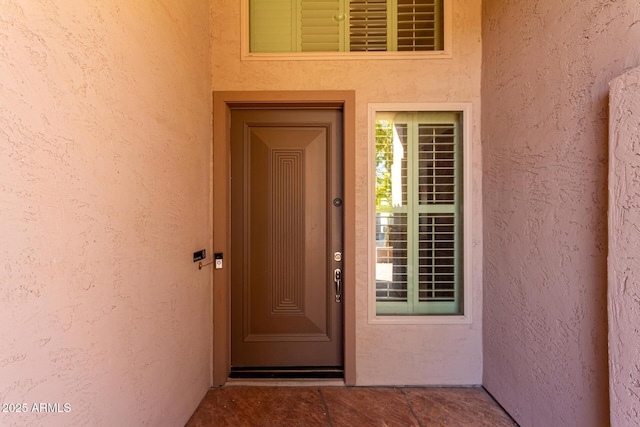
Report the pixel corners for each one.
[230,108,343,373]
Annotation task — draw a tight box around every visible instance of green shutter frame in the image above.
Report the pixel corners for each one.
[375,111,462,315]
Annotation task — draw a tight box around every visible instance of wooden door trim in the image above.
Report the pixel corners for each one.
[212,91,356,386]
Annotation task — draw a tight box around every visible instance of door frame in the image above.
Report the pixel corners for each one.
[212,91,356,386]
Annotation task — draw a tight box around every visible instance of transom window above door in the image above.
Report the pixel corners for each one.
[242,0,452,59]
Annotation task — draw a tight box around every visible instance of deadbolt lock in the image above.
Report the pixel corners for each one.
[334,252,342,262]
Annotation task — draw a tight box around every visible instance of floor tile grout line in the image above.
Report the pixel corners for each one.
[400,388,424,427]
[317,388,335,427]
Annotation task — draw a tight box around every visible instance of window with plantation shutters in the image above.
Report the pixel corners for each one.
[374,111,463,315]
[247,0,445,55]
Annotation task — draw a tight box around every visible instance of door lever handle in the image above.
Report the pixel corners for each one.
[334,268,342,303]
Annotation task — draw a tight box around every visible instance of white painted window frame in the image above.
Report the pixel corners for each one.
[367,103,473,325]
[240,0,453,61]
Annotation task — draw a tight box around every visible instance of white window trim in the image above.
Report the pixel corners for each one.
[367,102,473,325]
[240,0,453,61]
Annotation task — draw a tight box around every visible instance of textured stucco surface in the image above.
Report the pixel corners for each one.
[482,1,640,426]
[0,1,211,425]
[211,1,483,385]
[609,67,640,427]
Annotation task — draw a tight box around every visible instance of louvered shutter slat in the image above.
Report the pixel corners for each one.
[349,0,388,51]
[300,0,342,52]
[396,0,442,51]
[250,0,296,52]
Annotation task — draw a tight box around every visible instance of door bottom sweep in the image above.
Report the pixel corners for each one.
[229,366,344,379]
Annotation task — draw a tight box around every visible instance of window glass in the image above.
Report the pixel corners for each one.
[375,111,463,315]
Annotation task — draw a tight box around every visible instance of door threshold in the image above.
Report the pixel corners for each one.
[224,378,346,387]
[229,366,343,380]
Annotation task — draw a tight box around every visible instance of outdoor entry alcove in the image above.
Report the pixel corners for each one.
[212,91,356,385]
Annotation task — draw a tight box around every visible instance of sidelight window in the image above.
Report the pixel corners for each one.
[372,108,467,316]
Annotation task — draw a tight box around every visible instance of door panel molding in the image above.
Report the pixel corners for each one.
[212,91,356,385]
[231,110,340,366]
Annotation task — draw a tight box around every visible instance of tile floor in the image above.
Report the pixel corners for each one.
[186,385,517,426]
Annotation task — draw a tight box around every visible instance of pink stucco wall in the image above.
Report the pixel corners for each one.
[609,66,640,426]
[0,1,212,425]
[482,1,640,426]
